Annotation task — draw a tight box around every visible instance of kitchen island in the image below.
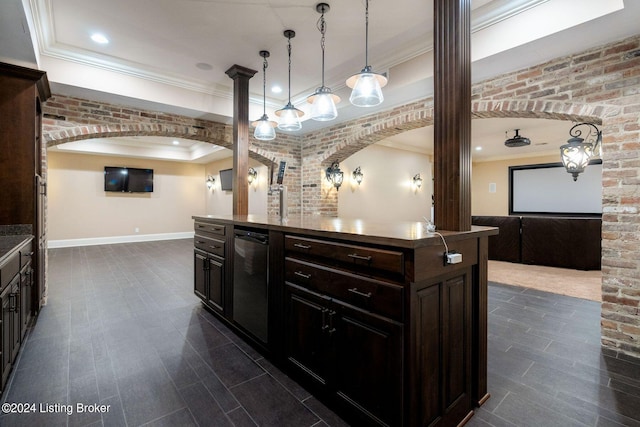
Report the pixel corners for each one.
[192,214,497,427]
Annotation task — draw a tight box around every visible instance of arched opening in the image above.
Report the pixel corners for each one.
[44,130,280,246]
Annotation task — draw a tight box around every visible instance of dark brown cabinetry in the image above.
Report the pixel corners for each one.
[192,215,494,427]
[0,62,50,316]
[284,234,406,426]
[193,221,227,314]
[285,282,403,426]
[0,237,33,395]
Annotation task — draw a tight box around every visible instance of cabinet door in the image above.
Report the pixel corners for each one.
[416,269,472,427]
[1,287,12,390]
[194,250,207,302]
[20,267,32,340]
[10,285,20,362]
[207,256,224,312]
[284,283,331,387]
[332,303,404,427]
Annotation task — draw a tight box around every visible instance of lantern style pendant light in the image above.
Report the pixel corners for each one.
[346,0,387,107]
[307,3,340,121]
[275,30,304,131]
[251,50,277,141]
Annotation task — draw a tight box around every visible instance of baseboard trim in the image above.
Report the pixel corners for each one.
[47,231,195,249]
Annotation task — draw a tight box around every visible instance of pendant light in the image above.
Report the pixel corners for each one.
[251,50,277,141]
[346,0,387,107]
[307,3,340,121]
[275,30,304,131]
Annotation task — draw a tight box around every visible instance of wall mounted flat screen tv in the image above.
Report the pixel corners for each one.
[104,166,154,193]
[219,168,233,191]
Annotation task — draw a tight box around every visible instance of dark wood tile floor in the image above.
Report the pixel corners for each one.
[1,239,639,426]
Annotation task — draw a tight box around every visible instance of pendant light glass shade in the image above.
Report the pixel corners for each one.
[275,102,303,131]
[253,114,277,140]
[251,50,277,141]
[346,0,387,107]
[346,67,387,107]
[275,30,304,131]
[308,87,339,121]
[307,3,340,121]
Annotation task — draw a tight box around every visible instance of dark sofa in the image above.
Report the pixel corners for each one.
[472,215,601,270]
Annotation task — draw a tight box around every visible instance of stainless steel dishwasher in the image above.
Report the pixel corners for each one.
[233,228,269,344]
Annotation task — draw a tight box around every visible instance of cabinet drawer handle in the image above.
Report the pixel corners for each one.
[348,288,372,298]
[209,245,221,250]
[294,271,311,280]
[195,240,205,244]
[293,243,311,250]
[348,253,372,262]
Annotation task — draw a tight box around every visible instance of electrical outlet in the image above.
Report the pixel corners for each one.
[135,227,139,233]
[446,252,462,264]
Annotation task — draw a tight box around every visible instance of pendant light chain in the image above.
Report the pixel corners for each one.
[262,54,268,115]
[318,10,326,87]
[287,35,292,104]
[364,0,369,67]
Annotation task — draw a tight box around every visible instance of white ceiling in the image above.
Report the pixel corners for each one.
[3,0,639,163]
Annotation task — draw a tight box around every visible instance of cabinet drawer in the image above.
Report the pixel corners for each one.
[1,253,20,290]
[285,258,403,321]
[194,234,225,257]
[20,242,33,268]
[194,221,226,236]
[285,235,404,276]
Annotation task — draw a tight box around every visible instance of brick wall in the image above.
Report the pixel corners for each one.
[298,36,639,358]
[41,34,640,358]
[42,96,303,216]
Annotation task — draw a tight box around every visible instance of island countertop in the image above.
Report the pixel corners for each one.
[192,214,497,248]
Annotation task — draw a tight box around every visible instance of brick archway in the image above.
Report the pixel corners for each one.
[42,95,282,168]
[317,99,615,166]
[304,98,616,218]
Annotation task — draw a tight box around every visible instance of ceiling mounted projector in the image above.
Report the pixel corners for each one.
[504,129,531,147]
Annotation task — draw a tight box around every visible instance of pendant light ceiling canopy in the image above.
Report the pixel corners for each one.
[306,3,340,122]
[346,0,387,107]
[251,50,277,141]
[275,29,304,132]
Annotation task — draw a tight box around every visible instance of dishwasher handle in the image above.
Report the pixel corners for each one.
[235,230,269,245]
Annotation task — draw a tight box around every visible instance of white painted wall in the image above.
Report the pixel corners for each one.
[338,144,433,222]
[47,151,205,242]
[204,158,268,216]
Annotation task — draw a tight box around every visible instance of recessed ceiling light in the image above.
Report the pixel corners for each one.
[271,85,282,94]
[90,33,109,44]
[475,146,483,151]
[172,140,180,145]
[196,62,213,70]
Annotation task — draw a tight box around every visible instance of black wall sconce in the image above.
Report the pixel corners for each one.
[352,166,363,185]
[326,162,344,190]
[206,175,215,190]
[248,167,258,185]
[560,122,602,181]
[413,173,423,189]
